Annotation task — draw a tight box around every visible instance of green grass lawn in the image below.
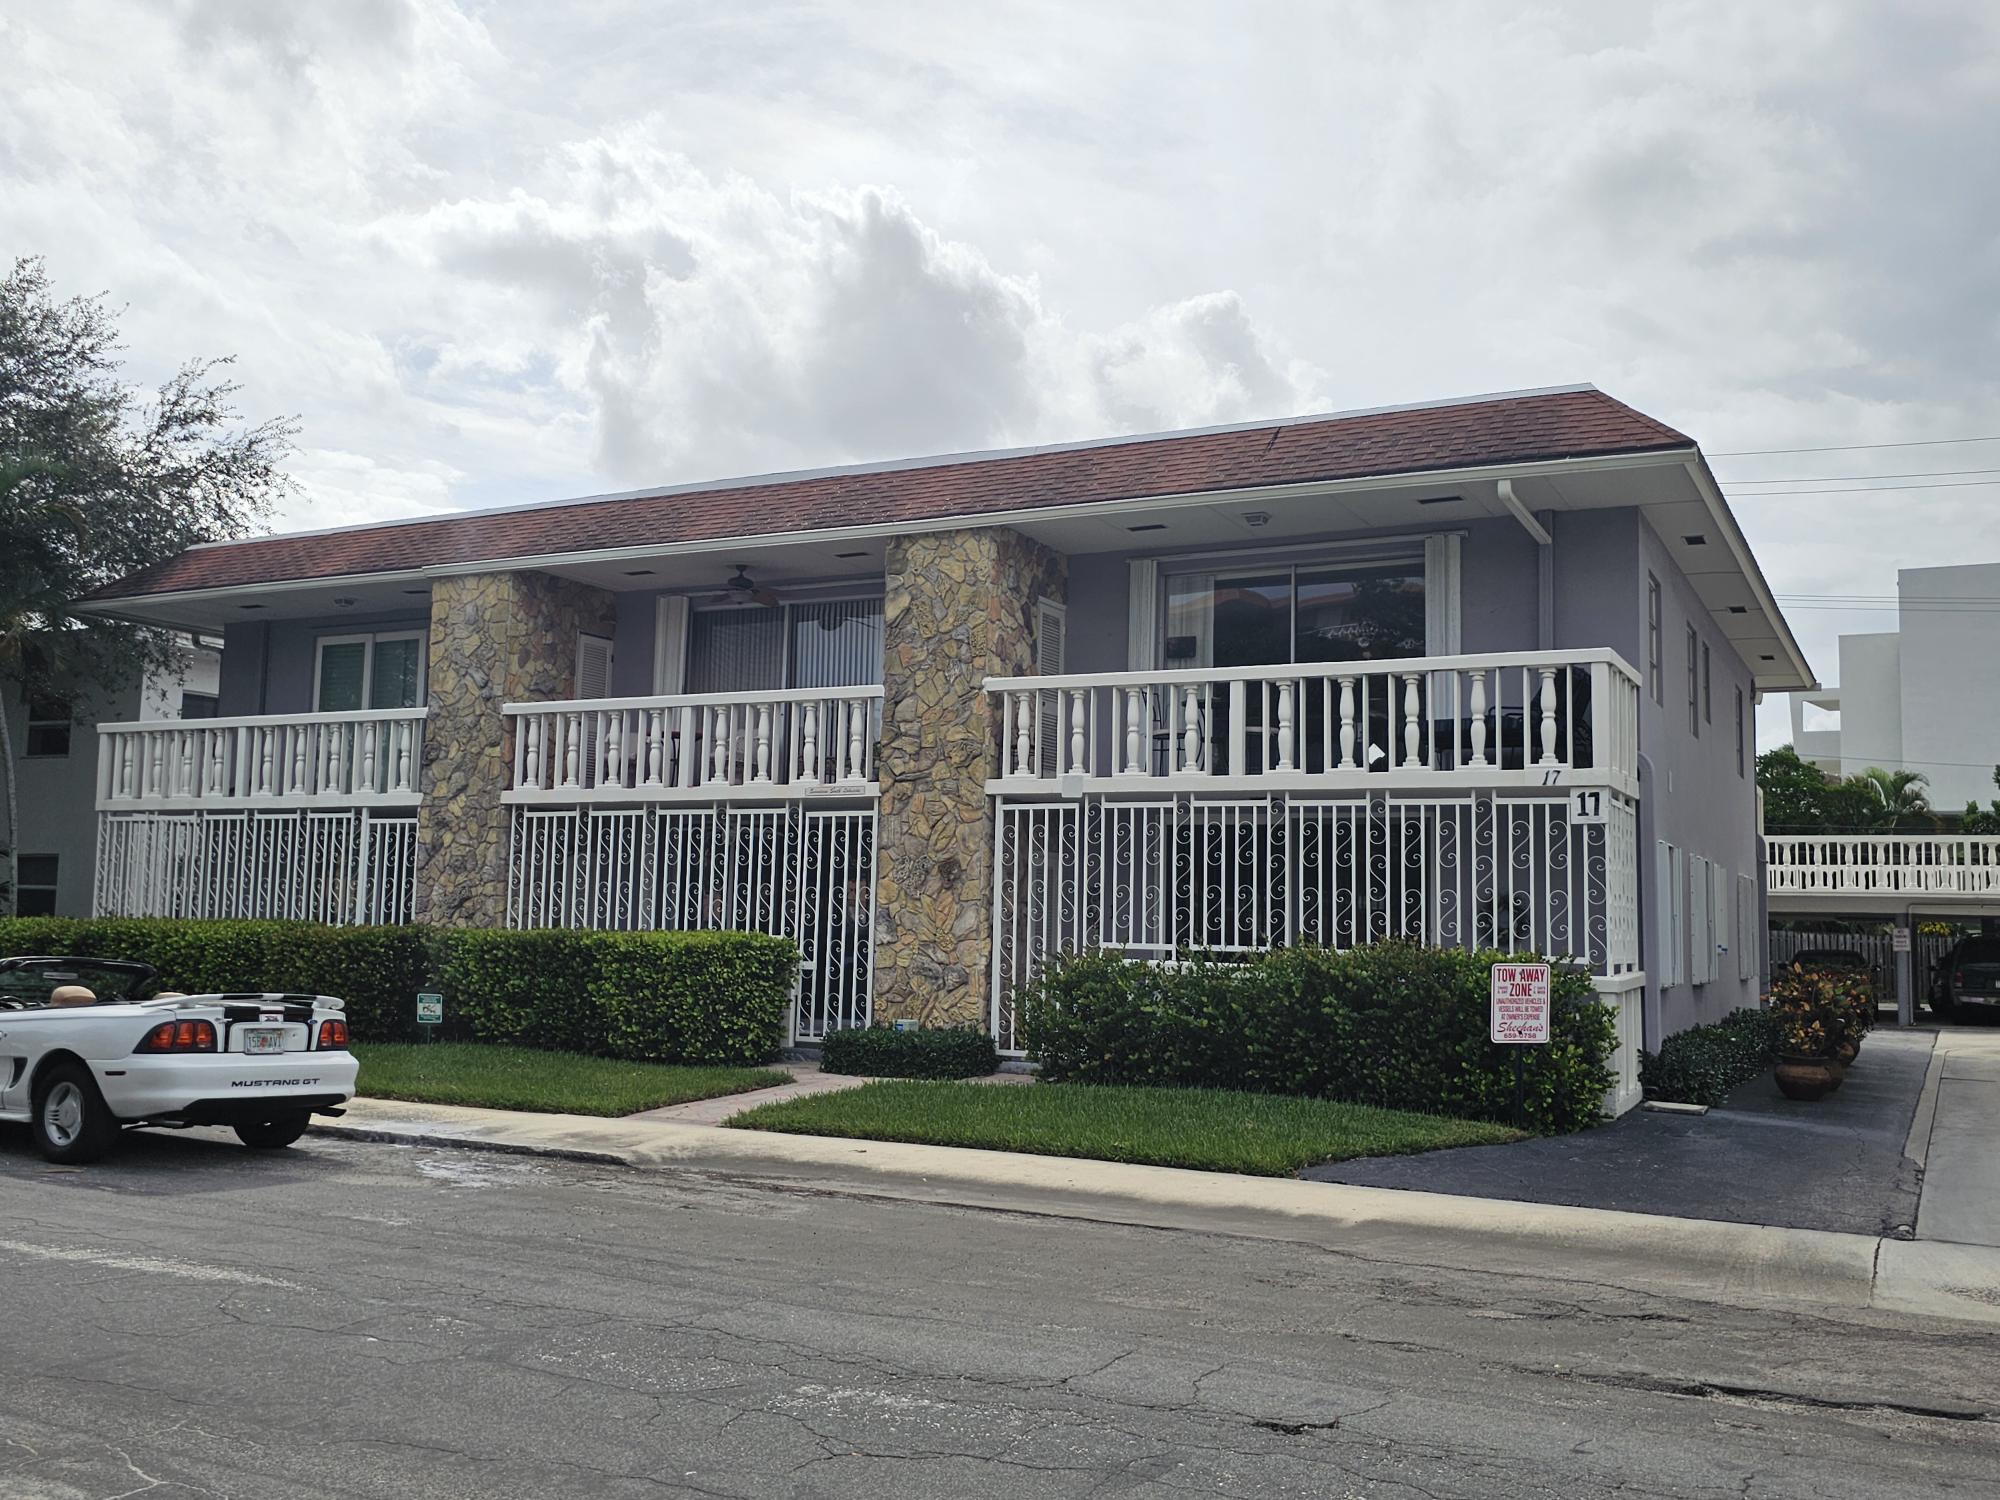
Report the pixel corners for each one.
[352,1043,791,1117]
[726,1080,1521,1176]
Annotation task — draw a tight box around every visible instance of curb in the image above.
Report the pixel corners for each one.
[315,1101,2000,1329]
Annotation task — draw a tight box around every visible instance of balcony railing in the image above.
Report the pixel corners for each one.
[504,686,884,803]
[1767,834,2000,898]
[96,709,427,811]
[984,649,1640,792]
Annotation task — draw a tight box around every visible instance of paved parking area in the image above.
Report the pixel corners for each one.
[1305,1029,1936,1236]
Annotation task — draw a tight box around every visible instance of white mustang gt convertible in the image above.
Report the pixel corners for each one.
[0,956,359,1164]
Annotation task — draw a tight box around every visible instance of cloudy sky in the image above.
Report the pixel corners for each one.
[6,0,1999,748]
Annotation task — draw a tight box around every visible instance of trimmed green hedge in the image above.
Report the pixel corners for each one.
[1638,1007,1779,1108]
[1019,943,1616,1135]
[820,1024,999,1080]
[0,917,796,1066]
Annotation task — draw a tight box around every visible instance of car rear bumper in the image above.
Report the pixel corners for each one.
[93,1052,359,1122]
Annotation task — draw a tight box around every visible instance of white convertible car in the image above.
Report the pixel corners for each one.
[0,956,359,1164]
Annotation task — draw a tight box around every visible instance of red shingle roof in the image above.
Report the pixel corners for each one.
[92,387,1690,601]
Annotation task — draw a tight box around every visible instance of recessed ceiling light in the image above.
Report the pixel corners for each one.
[333,596,358,608]
[1683,533,1708,546]
[1728,605,1749,614]
[623,569,656,577]
[1242,511,1272,527]
[836,550,869,559]
[1127,522,1168,533]
[1416,495,1465,506]
[403,588,429,595]
[1759,654,1776,661]
[238,603,265,611]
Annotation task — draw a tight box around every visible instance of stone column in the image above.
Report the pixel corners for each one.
[874,527,1065,1027]
[413,571,617,928]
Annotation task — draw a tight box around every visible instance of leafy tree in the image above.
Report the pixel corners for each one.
[1959,767,2000,835]
[0,257,296,912]
[1757,745,1835,831]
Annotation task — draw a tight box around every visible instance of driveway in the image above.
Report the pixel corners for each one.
[1305,1029,1934,1236]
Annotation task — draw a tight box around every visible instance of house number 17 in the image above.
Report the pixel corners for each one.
[1569,788,1607,824]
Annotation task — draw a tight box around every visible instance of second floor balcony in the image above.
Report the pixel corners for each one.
[983,648,1641,796]
[96,709,427,812]
[503,685,885,804]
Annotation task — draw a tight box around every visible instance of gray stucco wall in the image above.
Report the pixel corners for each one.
[1635,516,1762,1032]
[5,674,140,917]
[218,610,430,716]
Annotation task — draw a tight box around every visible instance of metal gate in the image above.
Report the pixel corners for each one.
[507,802,876,1041]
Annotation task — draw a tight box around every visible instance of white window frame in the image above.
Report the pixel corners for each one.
[680,590,887,693]
[313,630,427,712]
[23,692,72,758]
[1646,574,1663,705]
[1143,531,1462,667]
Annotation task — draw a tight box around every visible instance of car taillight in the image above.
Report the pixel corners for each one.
[136,1019,217,1054]
[316,1019,349,1050]
[1955,970,1967,990]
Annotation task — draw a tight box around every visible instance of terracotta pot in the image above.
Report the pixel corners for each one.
[1775,1056,1838,1102]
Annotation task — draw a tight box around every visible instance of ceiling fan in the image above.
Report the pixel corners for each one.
[702,564,781,608]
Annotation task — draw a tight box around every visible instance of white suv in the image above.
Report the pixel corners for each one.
[0,956,359,1164]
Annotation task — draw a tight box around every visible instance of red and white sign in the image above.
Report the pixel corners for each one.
[1490,963,1551,1045]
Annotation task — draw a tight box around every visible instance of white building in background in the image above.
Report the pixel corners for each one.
[2,643,220,916]
[1787,561,2000,811]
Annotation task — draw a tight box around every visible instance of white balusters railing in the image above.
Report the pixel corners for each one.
[1766,835,2000,897]
[505,686,884,802]
[95,709,427,811]
[984,649,1641,790]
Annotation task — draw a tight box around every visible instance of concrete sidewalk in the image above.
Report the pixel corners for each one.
[316,1094,2000,1331]
[1914,1027,2000,1248]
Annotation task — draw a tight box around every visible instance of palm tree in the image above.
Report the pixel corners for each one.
[1849,767,1937,832]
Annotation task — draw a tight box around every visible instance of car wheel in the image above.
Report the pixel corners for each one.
[32,1063,120,1165]
[234,1112,312,1151]
[1932,994,1958,1022]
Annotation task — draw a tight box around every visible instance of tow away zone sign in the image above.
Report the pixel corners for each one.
[1489,963,1551,1045]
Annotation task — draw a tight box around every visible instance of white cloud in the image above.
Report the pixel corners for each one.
[6,0,2000,759]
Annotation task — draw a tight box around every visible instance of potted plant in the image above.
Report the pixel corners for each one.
[1770,965,1843,1102]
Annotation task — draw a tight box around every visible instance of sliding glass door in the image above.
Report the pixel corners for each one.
[686,598,884,694]
[1159,557,1428,775]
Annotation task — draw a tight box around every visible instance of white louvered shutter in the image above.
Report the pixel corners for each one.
[1036,598,1066,777]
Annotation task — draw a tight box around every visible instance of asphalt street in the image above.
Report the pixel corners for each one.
[2,1126,1998,1499]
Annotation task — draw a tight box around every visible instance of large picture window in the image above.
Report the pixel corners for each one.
[315,631,426,712]
[1161,558,1427,670]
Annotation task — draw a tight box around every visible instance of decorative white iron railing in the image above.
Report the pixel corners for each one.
[505,687,884,802]
[984,649,1640,793]
[95,809,416,924]
[508,803,876,1042]
[1766,834,2000,898]
[95,710,426,811]
[988,786,1642,1053]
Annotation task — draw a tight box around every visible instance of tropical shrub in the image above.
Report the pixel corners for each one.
[0,917,796,1065]
[1770,962,1872,1059]
[1019,942,1615,1135]
[820,1024,999,1080]
[1639,1008,1780,1107]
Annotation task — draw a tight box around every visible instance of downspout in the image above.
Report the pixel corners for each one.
[1536,510,1556,651]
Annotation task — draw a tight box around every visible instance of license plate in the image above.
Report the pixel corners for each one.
[242,1027,288,1055]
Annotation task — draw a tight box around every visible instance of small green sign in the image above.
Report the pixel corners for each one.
[416,992,444,1025]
